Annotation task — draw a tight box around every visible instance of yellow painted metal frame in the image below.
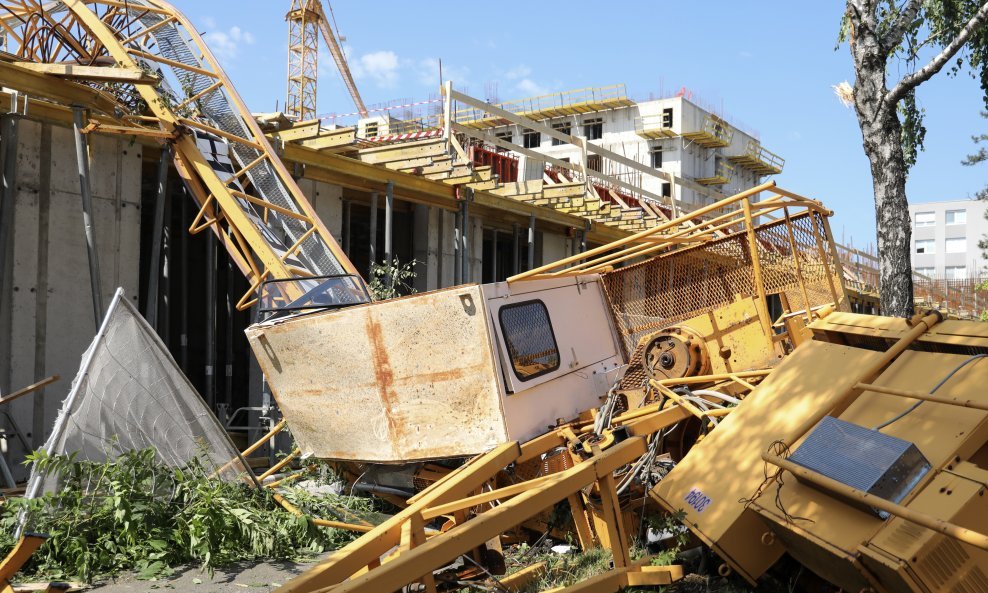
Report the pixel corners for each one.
[507,181,832,283]
[0,534,47,593]
[271,398,731,593]
[7,0,360,311]
[286,0,320,121]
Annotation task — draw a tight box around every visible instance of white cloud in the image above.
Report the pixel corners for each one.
[203,25,255,62]
[417,58,469,88]
[515,78,549,96]
[351,50,401,88]
[504,65,531,80]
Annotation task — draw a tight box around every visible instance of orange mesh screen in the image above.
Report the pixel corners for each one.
[601,212,845,360]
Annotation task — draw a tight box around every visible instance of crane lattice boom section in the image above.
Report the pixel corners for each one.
[0,0,366,311]
[286,0,319,121]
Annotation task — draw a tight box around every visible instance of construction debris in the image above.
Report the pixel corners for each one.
[0,2,985,592]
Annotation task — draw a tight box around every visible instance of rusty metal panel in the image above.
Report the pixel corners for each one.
[245,285,508,462]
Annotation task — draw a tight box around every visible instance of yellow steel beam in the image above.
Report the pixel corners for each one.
[0,60,120,115]
[9,62,160,84]
[322,438,648,593]
[277,442,521,593]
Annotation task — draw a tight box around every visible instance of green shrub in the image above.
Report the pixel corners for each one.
[0,449,369,581]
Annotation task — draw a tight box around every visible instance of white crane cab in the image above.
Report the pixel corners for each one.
[246,275,625,462]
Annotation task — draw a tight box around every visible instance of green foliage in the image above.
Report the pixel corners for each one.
[0,449,368,582]
[368,258,419,301]
[898,89,927,169]
[838,1,988,170]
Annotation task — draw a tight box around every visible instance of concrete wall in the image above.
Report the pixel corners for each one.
[297,178,343,239]
[0,119,142,479]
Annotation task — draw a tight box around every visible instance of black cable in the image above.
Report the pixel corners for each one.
[874,353,987,431]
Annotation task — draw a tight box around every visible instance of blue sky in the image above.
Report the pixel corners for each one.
[178,1,988,250]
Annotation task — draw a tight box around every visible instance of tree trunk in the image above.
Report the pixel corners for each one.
[849,5,915,318]
[859,109,914,317]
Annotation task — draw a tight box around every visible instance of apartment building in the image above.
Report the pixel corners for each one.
[909,198,988,278]
[474,85,784,209]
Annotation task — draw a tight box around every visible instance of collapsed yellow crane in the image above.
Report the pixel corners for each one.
[0,0,370,317]
[286,0,367,121]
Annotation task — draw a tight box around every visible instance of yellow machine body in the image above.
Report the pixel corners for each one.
[651,312,988,591]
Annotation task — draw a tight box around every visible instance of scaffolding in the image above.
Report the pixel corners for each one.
[728,139,785,175]
[455,84,635,129]
[681,112,734,148]
[634,112,678,139]
[695,159,735,186]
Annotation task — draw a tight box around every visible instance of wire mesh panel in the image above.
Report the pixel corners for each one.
[602,212,844,358]
[498,300,561,381]
[24,290,251,500]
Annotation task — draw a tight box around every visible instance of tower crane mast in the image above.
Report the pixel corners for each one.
[286,0,367,121]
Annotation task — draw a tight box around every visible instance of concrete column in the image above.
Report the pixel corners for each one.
[511,223,520,276]
[527,214,535,271]
[412,204,430,293]
[204,231,216,411]
[426,206,439,290]
[341,199,351,257]
[179,187,189,373]
[369,191,378,269]
[460,198,470,283]
[491,229,498,282]
[72,107,103,325]
[453,205,462,285]
[384,181,393,287]
[146,144,171,330]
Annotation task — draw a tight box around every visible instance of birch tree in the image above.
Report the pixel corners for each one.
[841,0,988,316]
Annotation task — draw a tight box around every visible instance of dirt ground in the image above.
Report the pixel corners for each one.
[80,555,332,593]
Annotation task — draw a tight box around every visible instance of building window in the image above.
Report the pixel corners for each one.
[522,130,541,149]
[498,300,560,381]
[587,154,602,172]
[661,182,672,198]
[914,267,935,277]
[946,209,967,225]
[662,107,673,129]
[914,211,935,227]
[915,239,935,254]
[945,237,967,253]
[650,147,663,169]
[364,122,379,138]
[494,130,513,144]
[945,265,968,280]
[551,121,571,146]
[583,117,603,140]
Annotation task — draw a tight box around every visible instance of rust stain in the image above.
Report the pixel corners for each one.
[364,311,404,445]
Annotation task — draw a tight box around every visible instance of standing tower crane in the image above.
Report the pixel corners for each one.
[286,0,368,121]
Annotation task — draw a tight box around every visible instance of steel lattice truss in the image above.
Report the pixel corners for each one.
[0,0,363,311]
